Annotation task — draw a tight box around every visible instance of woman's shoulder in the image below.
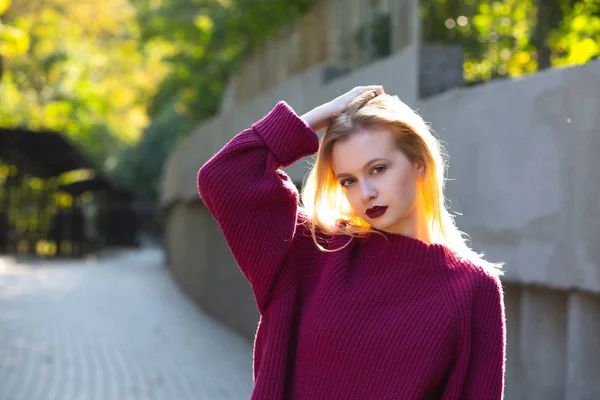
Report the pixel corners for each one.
[441,257,503,298]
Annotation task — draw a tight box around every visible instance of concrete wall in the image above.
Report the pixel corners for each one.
[161,58,600,399]
[164,200,259,339]
[418,62,600,294]
[228,0,420,103]
[419,44,464,98]
[415,62,600,399]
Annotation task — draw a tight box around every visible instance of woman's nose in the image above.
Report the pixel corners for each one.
[360,180,377,202]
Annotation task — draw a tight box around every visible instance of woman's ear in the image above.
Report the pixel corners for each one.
[416,162,426,179]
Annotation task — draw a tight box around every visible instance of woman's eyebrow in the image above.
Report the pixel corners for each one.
[336,158,390,179]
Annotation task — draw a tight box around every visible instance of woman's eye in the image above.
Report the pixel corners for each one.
[341,179,355,187]
[372,165,387,174]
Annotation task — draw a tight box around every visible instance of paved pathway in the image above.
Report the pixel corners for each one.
[0,248,253,400]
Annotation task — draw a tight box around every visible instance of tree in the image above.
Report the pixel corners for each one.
[0,0,29,79]
[113,0,316,199]
[0,0,171,169]
[421,0,600,82]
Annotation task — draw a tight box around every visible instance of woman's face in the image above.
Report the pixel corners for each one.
[331,128,423,234]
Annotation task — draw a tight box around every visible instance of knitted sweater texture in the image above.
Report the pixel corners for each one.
[197,102,506,400]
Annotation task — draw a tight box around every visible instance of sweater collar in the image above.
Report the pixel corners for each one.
[360,230,455,267]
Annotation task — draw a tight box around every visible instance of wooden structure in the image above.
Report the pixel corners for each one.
[56,178,141,255]
[0,128,91,255]
[0,128,141,257]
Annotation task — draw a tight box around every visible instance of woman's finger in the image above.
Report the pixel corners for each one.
[357,85,384,95]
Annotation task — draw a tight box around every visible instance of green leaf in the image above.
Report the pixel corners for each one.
[0,0,10,16]
[194,14,213,32]
[0,24,30,56]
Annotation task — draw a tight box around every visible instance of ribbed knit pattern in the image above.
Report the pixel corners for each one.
[198,102,506,400]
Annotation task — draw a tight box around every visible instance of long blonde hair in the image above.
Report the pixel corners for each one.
[300,91,503,274]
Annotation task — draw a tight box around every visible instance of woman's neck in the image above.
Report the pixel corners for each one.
[381,201,432,244]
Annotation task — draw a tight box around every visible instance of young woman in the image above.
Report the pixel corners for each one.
[197,85,506,399]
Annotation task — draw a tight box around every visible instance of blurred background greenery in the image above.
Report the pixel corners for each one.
[1,0,598,204]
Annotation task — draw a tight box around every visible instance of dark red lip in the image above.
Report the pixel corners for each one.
[366,206,388,219]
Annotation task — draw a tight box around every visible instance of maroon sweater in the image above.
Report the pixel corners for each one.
[197,102,506,399]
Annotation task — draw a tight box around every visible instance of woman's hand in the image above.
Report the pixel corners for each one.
[301,85,385,132]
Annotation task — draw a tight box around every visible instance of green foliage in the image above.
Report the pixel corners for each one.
[549,0,600,65]
[0,0,170,171]
[132,0,315,123]
[114,96,195,200]
[0,0,30,57]
[421,0,599,82]
[115,0,316,199]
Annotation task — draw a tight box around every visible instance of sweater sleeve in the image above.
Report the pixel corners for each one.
[463,274,506,398]
[197,102,319,313]
[442,271,506,400]
[459,273,507,399]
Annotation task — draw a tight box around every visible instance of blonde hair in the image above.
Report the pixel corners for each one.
[300,91,503,274]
